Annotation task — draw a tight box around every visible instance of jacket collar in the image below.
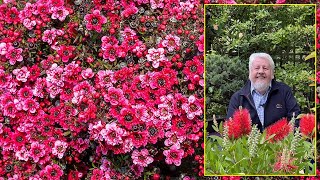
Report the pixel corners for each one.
[240,79,279,96]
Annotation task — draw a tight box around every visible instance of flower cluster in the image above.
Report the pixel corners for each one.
[223,108,252,139]
[0,0,204,179]
[266,118,293,143]
[207,107,316,175]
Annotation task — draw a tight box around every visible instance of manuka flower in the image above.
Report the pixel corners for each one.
[6,46,23,65]
[266,118,292,143]
[163,144,184,166]
[52,140,68,159]
[13,66,30,82]
[84,10,107,33]
[51,6,69,21]
[57,45,75,63]
[146,48,168,68]
[299,113,315,137]
[131,149,154,167]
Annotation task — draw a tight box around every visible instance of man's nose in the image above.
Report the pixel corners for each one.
[258,67,264,73]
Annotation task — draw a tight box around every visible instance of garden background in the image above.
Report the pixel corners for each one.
[204,5,317,176]
[0,0,204,179]
[0,0,319,179]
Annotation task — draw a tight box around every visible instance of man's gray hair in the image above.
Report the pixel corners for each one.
[249,53,275,72]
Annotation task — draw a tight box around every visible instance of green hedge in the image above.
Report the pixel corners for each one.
[205,53,248,118]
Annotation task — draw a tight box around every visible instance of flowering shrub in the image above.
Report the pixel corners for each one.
[0,0,204,179]
[205,108,315,175]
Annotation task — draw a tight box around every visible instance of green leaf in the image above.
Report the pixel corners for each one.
[304,51,315,60]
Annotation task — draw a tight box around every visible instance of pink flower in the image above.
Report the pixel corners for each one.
[104,87,126,106]
[102,44,120,62]
[42,164,63,180]
[164,131,185,147]
[163,144,184,166]
[196,35,204,52]
[13,67,30,82]
[5,7,20,24]
[84,10,107,32]
[121,5,139,18]
[101,122,127,146]
[131,149,154,167]
[52,140,68,159]
[23,18,36,30]
[3,102,17,118]
[42,29,58,45]
[181,95,202,120]
[29,142,46,163]
[146,48,168,68]
[81,68,95,79]
[51,6,69,21]
[150,0,164,9]
[120,27,137,38]
[161,34,180,52]
[6,46,23,65]
[57,45,75,62]
[0,42,9,55]
[154,103,172,121]
[96,70,116,88]
[18,86,33,100]
[118,107,139,130]
[22,98,39,113]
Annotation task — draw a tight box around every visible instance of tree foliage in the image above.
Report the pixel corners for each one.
[205,5,315,59]
[205,54,248,117]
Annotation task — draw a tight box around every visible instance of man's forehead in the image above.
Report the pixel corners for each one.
[252,57,270,66]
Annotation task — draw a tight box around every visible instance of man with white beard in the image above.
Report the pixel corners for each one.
[226,53,301,131]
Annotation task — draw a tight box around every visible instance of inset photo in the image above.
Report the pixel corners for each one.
[204,4,316,176]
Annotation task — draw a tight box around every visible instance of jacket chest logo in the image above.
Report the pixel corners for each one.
[276,104,282,109]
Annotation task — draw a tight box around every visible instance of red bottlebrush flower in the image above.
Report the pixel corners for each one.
[224,118,242,139]
[300,114,315,137]
[233,108,251,135]
[224,108,251,139]
[266,118,292,143]
[273,152,297,172]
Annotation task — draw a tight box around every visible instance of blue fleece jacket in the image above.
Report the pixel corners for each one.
[226,80,301,132]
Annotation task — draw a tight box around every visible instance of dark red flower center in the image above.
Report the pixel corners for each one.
[16,136,23,142]
[148,127,158,136]
[34,149,40,154]
[138,155,146,160]
[157,78,165,86]
[110,131,116,138]
[190,104,197,112]
[190,65,197,72]
[51,170,57,176]
[125,114,133,122]
[92,17,99,25]
[170,152,177,158]
[24,91,29,97]
[177,121,185,128]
